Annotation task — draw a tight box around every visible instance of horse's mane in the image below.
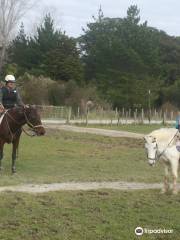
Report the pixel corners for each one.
[147,128,178,145]
[8,106,24,112]
[8,105,36,113]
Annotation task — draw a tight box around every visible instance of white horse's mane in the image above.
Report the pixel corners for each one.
[145,128,178,145]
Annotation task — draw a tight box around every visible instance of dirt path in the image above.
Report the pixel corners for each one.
[1,181,179,194]
[44,124,144,139]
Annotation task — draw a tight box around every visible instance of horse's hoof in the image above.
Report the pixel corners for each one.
[172,190,178,195]
[160,189,167,194]
[12,169,16,174]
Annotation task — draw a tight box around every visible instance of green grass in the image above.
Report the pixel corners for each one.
[75,123,174,134]
[0,190,179,240]
[0,129,167,186]
[0,128,179,240]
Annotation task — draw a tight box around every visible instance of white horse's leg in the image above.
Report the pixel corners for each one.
[161,163,170,193]
[171,159,179,194]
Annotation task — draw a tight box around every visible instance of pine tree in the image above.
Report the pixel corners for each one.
[8,23,28,75]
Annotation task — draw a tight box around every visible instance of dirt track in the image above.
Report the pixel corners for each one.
[44,124,145,139]
[0,181,168,193]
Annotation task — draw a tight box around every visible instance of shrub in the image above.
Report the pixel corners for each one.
[17,73,56,105]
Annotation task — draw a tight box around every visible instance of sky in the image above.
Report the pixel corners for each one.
[24,0,180,37]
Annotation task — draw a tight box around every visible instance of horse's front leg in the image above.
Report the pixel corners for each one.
[0,141,4,172]
[12,143,17,174]
[12,137,20,174]
[161,163,170,193]
[171,159,179,195]
[172,176,178,195]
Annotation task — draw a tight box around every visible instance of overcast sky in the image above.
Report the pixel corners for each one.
[24,0,180,37]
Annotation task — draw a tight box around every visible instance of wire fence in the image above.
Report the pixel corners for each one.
[37,105,69,120]
[37,105,178,125]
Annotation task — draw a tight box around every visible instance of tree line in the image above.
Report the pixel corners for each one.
[1,4,180,110]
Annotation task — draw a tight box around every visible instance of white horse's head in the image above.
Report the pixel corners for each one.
[144,136,158,166]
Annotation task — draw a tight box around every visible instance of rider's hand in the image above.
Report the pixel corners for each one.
[0,104,5,113]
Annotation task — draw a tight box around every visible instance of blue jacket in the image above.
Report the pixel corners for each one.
[176,116,180,129]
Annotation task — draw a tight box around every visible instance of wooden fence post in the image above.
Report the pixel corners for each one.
[148,108,151,124]
[66,107,72,124]
[86,108,89,126]
[162,111,166,125]
[125,111,128,124]
[115,108,118,124]
[141,108,144,123]
[77,107,80,119]
[134,109,137,124]
[122,108,125,119]
[117,111,120,126]
[154,109,157,120]
[170,111,173,121]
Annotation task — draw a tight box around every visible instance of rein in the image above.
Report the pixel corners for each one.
[22,127,36,137]
[5,112,22,142]
[6,111,21,126]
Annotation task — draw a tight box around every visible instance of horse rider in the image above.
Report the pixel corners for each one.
[0,74,24,114]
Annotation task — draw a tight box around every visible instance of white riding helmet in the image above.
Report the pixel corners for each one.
[5,74,16,82]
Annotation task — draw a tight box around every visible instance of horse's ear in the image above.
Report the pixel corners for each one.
[143,136,148,142]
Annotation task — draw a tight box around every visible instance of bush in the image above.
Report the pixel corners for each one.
[17,74,105,111]
[17,73,56,105]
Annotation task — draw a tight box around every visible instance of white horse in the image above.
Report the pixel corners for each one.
[144,128,179,194]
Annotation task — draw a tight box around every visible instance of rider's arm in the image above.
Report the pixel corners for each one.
[175,116,180,131]
[16,91,24,107]
[0,88,3,104]
[0,88,4,110]
[175,117,179,129]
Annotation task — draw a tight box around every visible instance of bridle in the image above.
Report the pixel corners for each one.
[147,142,158,163]
[147,148,158,161]
[23,110,43,130]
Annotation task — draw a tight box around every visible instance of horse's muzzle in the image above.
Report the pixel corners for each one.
[35,126,46,136]
[148,158,156,167]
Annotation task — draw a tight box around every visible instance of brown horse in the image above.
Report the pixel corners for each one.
[0,105,45,173]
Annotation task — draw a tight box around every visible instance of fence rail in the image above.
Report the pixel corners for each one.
[37,105,177,125]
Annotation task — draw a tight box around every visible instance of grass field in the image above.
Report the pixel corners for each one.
[0,128,167,186]
[0,190,179,240]
[0,126,179,240]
